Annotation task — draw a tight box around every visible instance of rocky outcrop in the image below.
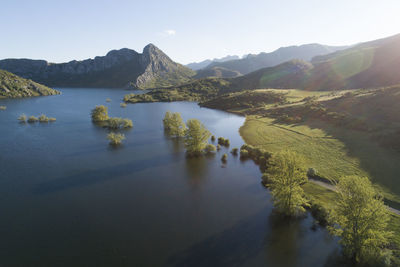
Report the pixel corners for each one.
[0,44,194,89]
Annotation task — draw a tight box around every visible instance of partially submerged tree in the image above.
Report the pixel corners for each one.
[163,111,186,137]
[329,175,392,265]
[91,105,109,122]
[267,150,308,217]
[27,116,38,123]
[204,144,217,154]
[18,114,27,122]
[107,132,125,146]
[107,117,133,129]
[184,119,211,156]
[39,114,49,122]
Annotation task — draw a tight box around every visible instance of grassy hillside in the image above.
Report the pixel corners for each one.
[0,69,60,98]
[194,66,241,79]
[228,86,400,203]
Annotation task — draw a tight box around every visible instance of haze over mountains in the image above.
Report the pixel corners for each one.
[190,44,348,78]
[0,44,195,89]
[229,33,400,90]
[186,55,240,70]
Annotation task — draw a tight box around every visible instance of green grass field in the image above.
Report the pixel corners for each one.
[240,116,400,203]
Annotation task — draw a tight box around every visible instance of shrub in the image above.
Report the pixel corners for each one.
[240,149,249,158]
[221,153,228,162]
[261,173,270,186]
[91,105,109,122]
[123,93,135,102]
[307,168,318,177]
[211,135,216,142]
[0,106,6,110]
[106,117,133,129]
[218,137,230,147]
[217,144,221,150]
[204,144,216,154]
[106,98,111,102]
[218,137,224,145]
[38,114,49,122]
[120,103,127,108]
[231,147,239,155]
[27,116,38,123]
[18,114,27,122]
[309,201,328,226]
[240,144,271,163]
[107,132,125,146]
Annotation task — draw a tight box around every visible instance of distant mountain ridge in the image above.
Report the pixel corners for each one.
[0,44,195,89]
[199,44,348,77]
[186,55,240,70]
[0,69,60,98]
[201,33,400,91]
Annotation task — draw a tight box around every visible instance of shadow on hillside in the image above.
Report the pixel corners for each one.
[295,118,400,202]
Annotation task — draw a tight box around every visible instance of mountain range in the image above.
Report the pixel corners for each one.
[0,44,195,89]
[186,55,240,70]
[1,33,400,96]
[193,44,348,78]
[230,33,400,90]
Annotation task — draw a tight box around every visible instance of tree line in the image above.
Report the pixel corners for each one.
[264,150,393,266]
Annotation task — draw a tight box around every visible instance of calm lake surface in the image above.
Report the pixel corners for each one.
[0,88,339,266]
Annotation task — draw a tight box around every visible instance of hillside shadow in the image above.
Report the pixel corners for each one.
[302,118,400,200]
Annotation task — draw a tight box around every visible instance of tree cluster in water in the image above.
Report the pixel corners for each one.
[91,105,133,146]
[163,111,214,157]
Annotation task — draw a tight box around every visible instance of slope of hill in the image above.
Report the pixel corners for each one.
[186,55,240,70]
[194,66,242,79]
[0,44,195,89]
[307,33,400,90]
[0,69,60,98]
[204,44,347,76]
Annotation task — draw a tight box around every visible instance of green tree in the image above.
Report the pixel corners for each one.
[163,111,186,137]
[330,175,392,264]
[204,144,216,154]
[184,119,211,156]
[91,105,109,122]
[267,150,308,217]
[163,111,173,131]
[107,117,133,129]
[107,132,125,146]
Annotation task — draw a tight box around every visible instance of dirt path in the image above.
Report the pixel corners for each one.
[309,178,400,216]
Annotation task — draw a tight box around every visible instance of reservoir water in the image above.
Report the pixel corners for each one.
[0,88,339,266]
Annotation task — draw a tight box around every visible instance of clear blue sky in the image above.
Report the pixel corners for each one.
[1,0,399,64]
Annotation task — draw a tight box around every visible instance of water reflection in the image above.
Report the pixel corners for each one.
[185,156,210,190]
